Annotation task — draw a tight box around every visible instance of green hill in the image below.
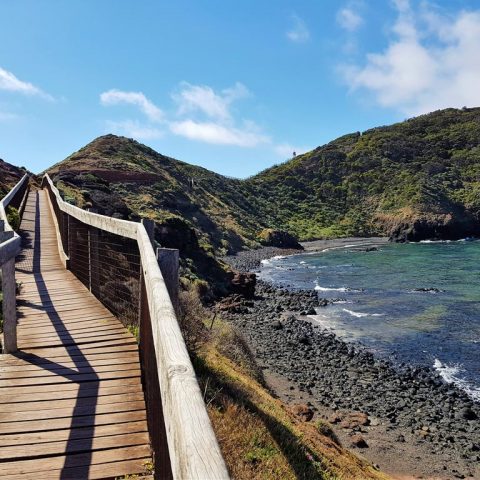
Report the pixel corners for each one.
[248,107,480,242]
[48,107,480,252]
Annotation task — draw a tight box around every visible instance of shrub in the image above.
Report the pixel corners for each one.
[6,206,20,231]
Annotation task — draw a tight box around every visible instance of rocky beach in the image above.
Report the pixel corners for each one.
[220,240,480,480]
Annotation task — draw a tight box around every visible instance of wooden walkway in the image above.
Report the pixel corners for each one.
[0,190,153,479]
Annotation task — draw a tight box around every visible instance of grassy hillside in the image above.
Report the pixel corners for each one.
[48,134,266,255]
[248,107,480,241]
[0,159,26,198]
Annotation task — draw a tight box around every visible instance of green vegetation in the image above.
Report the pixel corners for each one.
[6,207,20,231]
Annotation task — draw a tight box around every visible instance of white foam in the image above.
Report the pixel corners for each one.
[341,308,384,318]
[315,285,348,292]
[434,359,480,401]
[342,308,369,318]
[260,254,287,266]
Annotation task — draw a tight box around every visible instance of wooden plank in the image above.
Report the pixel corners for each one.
[0,380,142,403]
[0,361,140,379]
[0,391,145,412]
[19,337,137,356]
[0,409,148,435]
[0,352,139,371]
[0,367,141,387]
[18,325,127,342]
[0,431,150,461]
[1,457,152,480]
[21,332,135,350]
[0,420,148,446]
[0,399,146,423]
[1,345,139,365]
[0,444,151,475]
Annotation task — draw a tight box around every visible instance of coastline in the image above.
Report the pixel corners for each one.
[221,238,479,480]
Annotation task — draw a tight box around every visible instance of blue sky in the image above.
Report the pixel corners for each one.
[1,0,480,177]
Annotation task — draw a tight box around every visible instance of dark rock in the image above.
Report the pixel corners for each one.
[257,229,303,250]
[230,272,256,298]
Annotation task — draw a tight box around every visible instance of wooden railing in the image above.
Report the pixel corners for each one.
[0,174,29,353]
[41,174,229,480]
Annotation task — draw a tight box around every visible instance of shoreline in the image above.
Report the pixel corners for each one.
[221,239,479,480]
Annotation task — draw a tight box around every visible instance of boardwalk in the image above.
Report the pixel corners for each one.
[0,190,152,479]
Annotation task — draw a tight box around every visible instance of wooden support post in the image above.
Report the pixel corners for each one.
[141,219,155,246]
[2,258,17,353]
[156,248,179,315]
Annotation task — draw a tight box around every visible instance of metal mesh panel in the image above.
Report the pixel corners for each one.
[67,215,141,327]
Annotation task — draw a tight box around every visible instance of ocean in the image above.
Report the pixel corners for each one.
[259,240,480,401]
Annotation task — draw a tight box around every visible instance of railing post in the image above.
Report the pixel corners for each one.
[87,209,99,295]
[2,257,17,353]
[156,248,179,315]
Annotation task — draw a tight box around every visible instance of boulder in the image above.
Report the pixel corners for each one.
[291,404,314,422]
[257,229,303,249]
[340,412,370,429]
[230,272,256,298]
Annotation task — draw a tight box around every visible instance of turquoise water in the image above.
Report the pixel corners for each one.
[259,241,480,400]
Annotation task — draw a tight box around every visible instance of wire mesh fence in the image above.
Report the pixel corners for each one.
[43,179,142,328]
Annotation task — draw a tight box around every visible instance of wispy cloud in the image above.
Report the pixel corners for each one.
[171,82,269,147]
[340,1,480,115]
[0,67,53,100]
[106,119,164,140]
[172,82,249,122]
[170,120,268,147]
[286,14,310,43]
[100,89,164,122]
[101,82,270,148]
[336,5,364,32]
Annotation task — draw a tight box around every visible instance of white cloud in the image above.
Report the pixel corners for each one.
[337,6,363,32]
[106,119,164,140]
[170,120,269,147]
[286,15,310,43]
[0,67,52,100]
[172,82,249,122]
[100,89,163,122]
[101,81,269,148]
[341,1,480,115]
[274,143,310,158]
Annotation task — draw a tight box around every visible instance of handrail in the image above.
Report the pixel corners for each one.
[42,174,229,480]
[0,173,29,353]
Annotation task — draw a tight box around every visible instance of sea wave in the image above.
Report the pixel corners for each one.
[315,285,348,292]
[434,359,480,401]
[260,255,286,266]
[314,283,363,293]
[342,308,384,318]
